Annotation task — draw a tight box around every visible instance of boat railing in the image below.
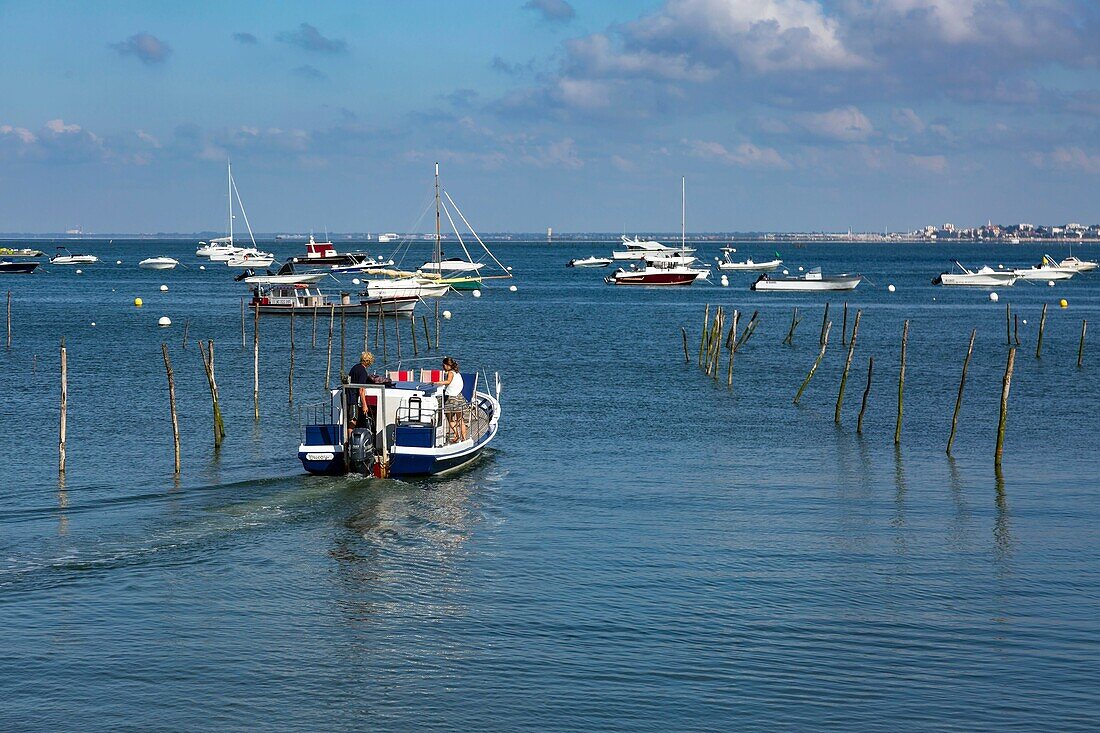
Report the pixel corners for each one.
[298,399,340,444]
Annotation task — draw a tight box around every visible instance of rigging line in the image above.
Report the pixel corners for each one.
[439,197,477,265]
[390,194,435,267]
[442,189,511,275]
[231,175,258,248]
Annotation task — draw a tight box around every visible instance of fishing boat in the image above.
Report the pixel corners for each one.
[49,247,98,265]
[138,256,180,270]
[249,283,417,316]
[1057,255,1098,272]
[751,268,862,291]
[605,261,699,286]
[717,248,783,272]
[0,247,43,257]
[0,260,40,274]
[567,256,612,268]
[226,249,275,268]
[297,370,501,477]
[285,235,395,271]
[612,235,693,260]
[1013,255,1076,281]
[933,262,1018,286]
[607,177,703,286]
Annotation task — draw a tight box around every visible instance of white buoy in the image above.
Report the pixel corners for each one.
[76,269,83,275]
[443,310,452,320]
[998,264,1005,269]
[798,266,804,272]
[158,316,172,327]
[1047,280,1055,287]
[90,322,96,327]
[990,292,1000,302]
[506,266,513,272]
[888,284,896,293]
[352,278,361,286]
[509,285,517,292]
[472,290,481,298]
[116,260,122,265]
[199,264,206,270]
[782,269,789,275]
[159,284,168,292]
[720,276,729,288]
[1023,319,1028,325]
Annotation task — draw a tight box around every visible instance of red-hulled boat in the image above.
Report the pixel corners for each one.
[604,262,703,286]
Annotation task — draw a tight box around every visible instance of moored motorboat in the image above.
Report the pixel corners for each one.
[249,282,417,316]
[1058,255,1098,272]
[612,235,694,260]
[567,256,612,268]
[0,260,40,274]
[605,261,699,286]
[1012,256,1076,281]
[138,256,180,270]
[226,249,275,268]
[751,268,862,291]
[419,257,485,275]
[933,261,1018,287]
[196,237,239,259]
[0,247,43,257]
[364,277,450,300]
[297,370,501,477]
[717,248,783,272]
[50,247,98,265]
[238,270,328,285]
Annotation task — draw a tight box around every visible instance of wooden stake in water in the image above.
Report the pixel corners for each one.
[894,320,909,446]
[734,311,760,351]
[841,302,848,346]
[325,305,334,390]
[1006,303,1011,346]
[699,304,710,366]
[253,305,260,421]
[794,321,831,404]
[820,303,830,346]
[834,309,862,423]
[288,308,295,404]
[411,312,419,356]
[1014,314,1020,346]
[59,338,67,475]
[680,327,690,363]
[1036,303,1048,358]
[422,315,432,351]
[783,307,800,346]
[181,318,190,349]
[995,347,1017,465]
[1078,320,1087,368]
[380,305,388,362]
[240,297,246,349]
[6,290,10,348]
[857,356,873,435]
[946,329,976,456]
[161,344,181,474]
[727,310,739,388]
[198,339,226,449]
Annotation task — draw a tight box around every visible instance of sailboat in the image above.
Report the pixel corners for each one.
[606,178,708,286]
[197,160,268,265]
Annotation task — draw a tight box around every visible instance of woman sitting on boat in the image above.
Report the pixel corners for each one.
[435,356,468,443]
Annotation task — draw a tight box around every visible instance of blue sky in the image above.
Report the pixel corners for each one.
[1,0,1098,233]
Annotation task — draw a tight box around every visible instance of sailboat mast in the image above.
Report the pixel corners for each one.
[434,162,441,348]
[681,176,686,250]
[227,158,234,246]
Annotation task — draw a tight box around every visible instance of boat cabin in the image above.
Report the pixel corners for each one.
[251,283,337,309]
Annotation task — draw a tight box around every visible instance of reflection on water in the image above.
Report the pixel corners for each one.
[891,445,908,556]
[946,455,971,553]
[994,464,1014,566]
[56,475,68,536]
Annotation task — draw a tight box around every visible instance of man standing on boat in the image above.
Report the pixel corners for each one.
[346,351,389,429]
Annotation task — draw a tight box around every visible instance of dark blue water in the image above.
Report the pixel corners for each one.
[2,239,1099,731]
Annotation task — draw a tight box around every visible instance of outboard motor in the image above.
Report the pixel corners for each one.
[348,425,375,475]
[233,268,255,282]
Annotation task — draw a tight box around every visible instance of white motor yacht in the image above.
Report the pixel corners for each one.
[933,262,1018,287]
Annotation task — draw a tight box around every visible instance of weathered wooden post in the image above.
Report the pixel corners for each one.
[711,308,724,379]
[841,302,848,346]
[734,311,760,350]
[1006,303,1011,346]
[161,344,181,474]
[288,308,295,404]
[834,309,862,423]
[995,348,1017,465]
[380,305,388,362]
[325,305,334,390]
[6,290,10,348]
[680,327,690,363]
[1036,303,1048,358]
[59,338,67,475]
[727,310,739,387]
[820,303,830,346]
[181,319,190,349]
[857,356,873,435]
[794,321,831,404]
[197,339,226,448]
[422,315,432,351]
[411,312,419,356]
[253,305,260,420]
[1079,320,1087,368]
[783,307,800,346]
[699,304,710,366]
[1014,314,1020,346]
[946,329,976,455]
[894,320,909,445]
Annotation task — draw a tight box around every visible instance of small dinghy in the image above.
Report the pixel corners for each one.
[933,261,1018,287]
[751,268,862,291]
[0,260,40,274]
[138,257,180,270]
[717,248,782,272]
[567,256,612,268]
[50,247,98,265]
[298,371,501,477]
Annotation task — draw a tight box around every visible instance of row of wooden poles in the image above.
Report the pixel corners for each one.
[684,301,1089,467]
[51,300,439,476]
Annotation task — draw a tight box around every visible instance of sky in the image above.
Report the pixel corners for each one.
[1,0,1099,233]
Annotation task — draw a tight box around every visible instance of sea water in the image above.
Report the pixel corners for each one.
[1,240,1098,731]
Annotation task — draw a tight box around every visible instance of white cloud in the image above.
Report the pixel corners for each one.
[797,106,874,142]
[685,139,791,169]
[1028,147,1100,174]
[0,125,37,144]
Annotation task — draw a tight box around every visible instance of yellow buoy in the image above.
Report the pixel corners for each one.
[1060,299,1068,308]
[134,297,143,307]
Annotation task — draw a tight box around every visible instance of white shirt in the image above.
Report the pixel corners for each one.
[445,371,463,398]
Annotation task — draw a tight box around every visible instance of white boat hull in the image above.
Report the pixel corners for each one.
[752,275,862,291]
[1013,268,1075,281]
[936,273,1017,286]
[567,258,612,268]
[227,255,275,268]
[718,259,782,272]
[420,260,485,274]
[366,278,450,299]
[139,258,179,270]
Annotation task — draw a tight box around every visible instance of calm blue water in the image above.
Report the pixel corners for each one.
[2,239,1099,731]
